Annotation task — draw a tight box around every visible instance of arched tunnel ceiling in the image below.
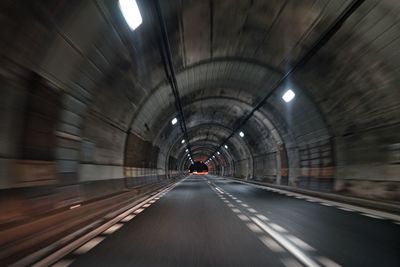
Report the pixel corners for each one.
[126,0,400,166]
[1,0,399,172]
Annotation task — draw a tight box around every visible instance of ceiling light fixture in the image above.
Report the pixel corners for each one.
[282,89,295,103]
[119,0,143,31]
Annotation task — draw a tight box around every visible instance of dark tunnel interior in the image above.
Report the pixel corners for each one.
[0,0,399,266]
[189,161,209,173]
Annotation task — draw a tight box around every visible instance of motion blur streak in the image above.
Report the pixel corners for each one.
[0,0,399,266]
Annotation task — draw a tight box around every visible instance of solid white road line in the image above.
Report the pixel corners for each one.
[281,258,303,267]
[251,217,320,267]
[320,203,334,207]
[215,187,224,194]
[338,207,354,212]
[270,223,288,233]
[317,256,342,267]
[259,236,285,252]
[255,214,269,221]
[361,213,383,219]
[287,235,315,251]
[30,179,184,267]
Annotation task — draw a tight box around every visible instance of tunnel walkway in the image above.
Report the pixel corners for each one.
[47,175,400,267]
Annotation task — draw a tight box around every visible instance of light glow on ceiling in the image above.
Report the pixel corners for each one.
[239,131,245,138]
[119,0,143,31]
[282,89,295,103]
[181,139,185,144]
[171,117,178,125]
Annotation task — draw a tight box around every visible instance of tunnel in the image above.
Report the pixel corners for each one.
[0,0,399,266]
[189,161,208,174]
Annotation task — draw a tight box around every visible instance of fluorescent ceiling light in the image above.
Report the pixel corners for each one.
[171,117,178,125]
[185,149,188,152]
[119,0,143,30]
[213,155,215,158]
[217,151,220,155]
[239,131,244,138]
[282,89,295,103]
[181,139,185,144]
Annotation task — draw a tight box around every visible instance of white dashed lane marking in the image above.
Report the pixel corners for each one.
[121,214,136,222]
[248,208,257,213]
[255,214,269,221]
[246,222,263,233]
[74,237,105,255]
[237,214,250,221]
[102,223,124,235]
[133,208,144,214]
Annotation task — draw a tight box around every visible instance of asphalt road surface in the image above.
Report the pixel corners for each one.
[64,175,400,267]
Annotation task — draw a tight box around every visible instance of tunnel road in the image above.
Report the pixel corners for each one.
[51,175,400,267]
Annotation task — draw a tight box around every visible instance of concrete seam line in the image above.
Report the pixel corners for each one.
[12,179,183,267]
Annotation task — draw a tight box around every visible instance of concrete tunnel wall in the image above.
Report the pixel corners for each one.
[0,0,400,224]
